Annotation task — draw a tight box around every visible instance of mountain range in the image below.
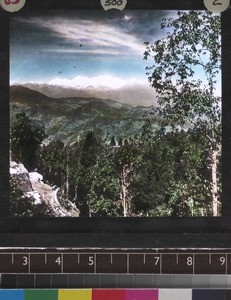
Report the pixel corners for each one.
[10,85,158,145]
[19,78,158,107]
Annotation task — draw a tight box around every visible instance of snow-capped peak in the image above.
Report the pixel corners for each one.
[48,75,146,90]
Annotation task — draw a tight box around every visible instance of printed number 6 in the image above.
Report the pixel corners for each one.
[213,0,222,5]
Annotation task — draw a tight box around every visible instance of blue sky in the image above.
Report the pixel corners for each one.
[10,9,221,95]
[10,10,177,84]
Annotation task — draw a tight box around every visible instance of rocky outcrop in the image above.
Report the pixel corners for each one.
[10,161,79,217]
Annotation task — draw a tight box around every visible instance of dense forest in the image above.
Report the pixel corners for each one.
[9,11,221,217]
[10,110,221,217]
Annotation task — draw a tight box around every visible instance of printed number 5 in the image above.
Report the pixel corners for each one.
[88,256,94,266]
[213,0,222,5]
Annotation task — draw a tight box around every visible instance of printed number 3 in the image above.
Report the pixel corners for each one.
[213,0,222,5]
[4,0,20,5]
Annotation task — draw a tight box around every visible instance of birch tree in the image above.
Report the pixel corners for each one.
[144,11,221,216]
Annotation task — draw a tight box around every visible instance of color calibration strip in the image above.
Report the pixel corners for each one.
[0,289,231,300]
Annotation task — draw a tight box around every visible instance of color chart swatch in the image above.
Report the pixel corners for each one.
[0,289,230,300]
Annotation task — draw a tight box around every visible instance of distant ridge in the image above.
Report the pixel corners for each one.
[13,81,158,107]
[10,85,158,145]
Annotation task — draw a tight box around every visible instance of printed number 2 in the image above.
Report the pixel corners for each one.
[213,0,222,5]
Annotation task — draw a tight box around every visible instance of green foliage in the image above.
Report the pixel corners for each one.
[11,112,46,170]
[37,139,66,187]
[77,132,101,216]
[9,176,51,217]
[132,129,211,216]
[88,151,121,216]
[144,10,221,132]
[144,10,221,216]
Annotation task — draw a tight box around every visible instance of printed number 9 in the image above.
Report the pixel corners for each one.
[220,257,226,265]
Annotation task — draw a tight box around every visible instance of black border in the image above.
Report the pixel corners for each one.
[0,0,231,248]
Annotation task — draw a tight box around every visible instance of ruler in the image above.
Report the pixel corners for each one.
[0,249,230,275]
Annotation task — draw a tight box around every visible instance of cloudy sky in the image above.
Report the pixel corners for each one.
[10,10,177,86]
[10,9,221,96]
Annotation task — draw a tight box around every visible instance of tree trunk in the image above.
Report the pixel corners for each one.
[211,149,218,217]
[120,166,132,217]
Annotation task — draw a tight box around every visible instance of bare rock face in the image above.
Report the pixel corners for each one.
[10,161,79,217]
[10,161,33,193]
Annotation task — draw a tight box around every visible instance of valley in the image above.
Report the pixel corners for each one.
[10,85,159,145]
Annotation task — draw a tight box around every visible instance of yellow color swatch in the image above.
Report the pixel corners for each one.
[59,289,92,300]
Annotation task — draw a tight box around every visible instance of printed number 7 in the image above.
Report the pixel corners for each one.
[213,0,222,5]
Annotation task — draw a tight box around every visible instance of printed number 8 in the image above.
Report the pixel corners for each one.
[187,257,193,266]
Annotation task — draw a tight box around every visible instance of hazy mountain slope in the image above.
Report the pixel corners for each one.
[10,86,158,144]
[21,82,158,107]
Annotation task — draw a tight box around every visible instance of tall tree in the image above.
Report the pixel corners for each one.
[77,131,100,216]
[144,11,221,216]
[114,142,141,217]
[11,112,46,170]
[88,146,122,217]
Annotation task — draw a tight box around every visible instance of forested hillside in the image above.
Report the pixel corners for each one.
[10,98,220,217]
[9,10,221,217]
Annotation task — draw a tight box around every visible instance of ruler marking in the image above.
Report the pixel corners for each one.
[94,253,96,274]
[2,250,231,276]
[28,253,31,274]
[226,254,228,275]
[193,254,195,275]
[61,253,64,274]
[127,254,129,274]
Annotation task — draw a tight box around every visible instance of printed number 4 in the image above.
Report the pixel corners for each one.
[213,0,222,5]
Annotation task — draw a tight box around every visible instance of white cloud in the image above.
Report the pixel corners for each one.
[17,17,145,55]
[43,48,124,56]
[124,15,132,21]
